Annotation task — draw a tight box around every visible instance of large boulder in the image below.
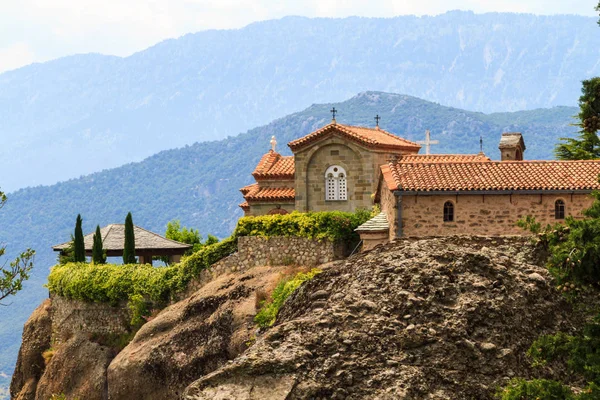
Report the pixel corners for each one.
[10,299,52,400]
[184,237,579,400]
[35,334,113,400]
[106,266,282,400]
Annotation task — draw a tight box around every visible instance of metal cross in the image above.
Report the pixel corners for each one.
[480,135,483,153]
[416,130,439,155]
[331,107,337,121]
[374,114,381,127]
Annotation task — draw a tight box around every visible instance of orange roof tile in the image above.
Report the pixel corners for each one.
[396,154,491,163]
[240,184,295,202]
[383,160,600,192]
[252,150,295,180]
[239,201,250,211]
[288,123,421,152]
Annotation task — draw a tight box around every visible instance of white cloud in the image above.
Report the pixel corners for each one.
[0,0,597,74]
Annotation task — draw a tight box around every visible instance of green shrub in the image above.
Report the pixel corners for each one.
[254,268,322,328]
[234,209,372,242]
[496,378,574,400]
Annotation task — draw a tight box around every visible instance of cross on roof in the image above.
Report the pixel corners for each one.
[416,130,439,155]
[330,107,337,122]
[374,114,381,127]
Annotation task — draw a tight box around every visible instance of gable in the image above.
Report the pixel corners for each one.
[288,123,420,153]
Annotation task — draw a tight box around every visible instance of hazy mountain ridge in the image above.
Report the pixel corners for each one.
[1,11,599,190]
[0,91,580,396]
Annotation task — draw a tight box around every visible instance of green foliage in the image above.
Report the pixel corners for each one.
[58,236,76,265]
[556,78,600,160]
[496,378,574,400]
[47,236,238,325]
[73,214,85,263]
[123,212,136,264]
[517,215,543,235]
[0,189,35,305]
[499,315,600,399]
[254,268,322,328]
[165,220,202,247]
[157,220,220,264]
[92,225,106,265]
[234,209,372,242]
[518,190,600,284]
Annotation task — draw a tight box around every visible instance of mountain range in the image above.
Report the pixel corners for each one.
[2,11,600,191]
[0,91,580,395]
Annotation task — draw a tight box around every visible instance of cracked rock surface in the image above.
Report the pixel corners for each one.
[184,236,579,400]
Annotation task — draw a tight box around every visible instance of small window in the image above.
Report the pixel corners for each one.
[324,165,347,201]
[555,199,565,220]
[443,201,454,222]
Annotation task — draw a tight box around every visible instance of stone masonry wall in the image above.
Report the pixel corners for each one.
[294,135,407,213]
[182,236,347,298]
[50,295,131,343]
[247,202,295,216]
[400,193,594,236]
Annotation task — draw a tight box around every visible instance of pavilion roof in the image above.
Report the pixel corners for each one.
[52,224,192,252]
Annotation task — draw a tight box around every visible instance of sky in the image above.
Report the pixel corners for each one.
[0,0,598,74]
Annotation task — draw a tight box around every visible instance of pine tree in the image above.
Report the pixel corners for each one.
[555,78,600,160]
[74,214,86,263]
[123,212,136,264]
[92,225,106,264]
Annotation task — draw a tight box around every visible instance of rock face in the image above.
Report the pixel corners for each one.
[10,300,52,400]
[34,335,113,400]
[106,266,283,400]
[184,237,577,399]
[10,266,283,400]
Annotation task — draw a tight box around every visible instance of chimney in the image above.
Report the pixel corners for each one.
[499,132,525,161]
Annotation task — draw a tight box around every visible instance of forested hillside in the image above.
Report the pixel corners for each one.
[0,92,580,394]
[1,11,599,191]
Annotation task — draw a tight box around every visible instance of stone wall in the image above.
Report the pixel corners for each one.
[183,236,347,297]
[50,236,346,337]
[294,134,404,213]
[399,193,594,236]
[246,202,295,216]
[50,295,131,343]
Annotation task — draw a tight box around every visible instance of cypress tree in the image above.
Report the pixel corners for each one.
[123,212,136,264]
[74,214,86,263]
[92,225,106,264]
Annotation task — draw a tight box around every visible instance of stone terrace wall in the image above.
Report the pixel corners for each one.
[51,295,131,343]
[182,236,347,297]
[51,236,347,333]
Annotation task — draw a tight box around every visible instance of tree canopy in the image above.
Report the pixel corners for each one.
[0,189,34,305]
[555,78,600,160]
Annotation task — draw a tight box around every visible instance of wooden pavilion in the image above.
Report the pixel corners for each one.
[52,224,192,265]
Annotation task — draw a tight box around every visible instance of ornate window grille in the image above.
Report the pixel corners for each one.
[325,165,347,201]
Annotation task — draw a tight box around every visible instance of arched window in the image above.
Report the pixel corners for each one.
[325,165,347,201]
[555,199,565,220]
[443,201,454,222]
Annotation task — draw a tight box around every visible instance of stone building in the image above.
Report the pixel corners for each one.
[240,120,600,246]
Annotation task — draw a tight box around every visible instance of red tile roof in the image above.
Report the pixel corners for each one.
[396,154,491,163]
[240,184,295,202]
[382,160,600,192]
[288,123,421,152]
[239,201,250,211]
[252,150,295,180]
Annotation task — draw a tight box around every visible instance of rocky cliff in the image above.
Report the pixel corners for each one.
[11,237,588,399]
